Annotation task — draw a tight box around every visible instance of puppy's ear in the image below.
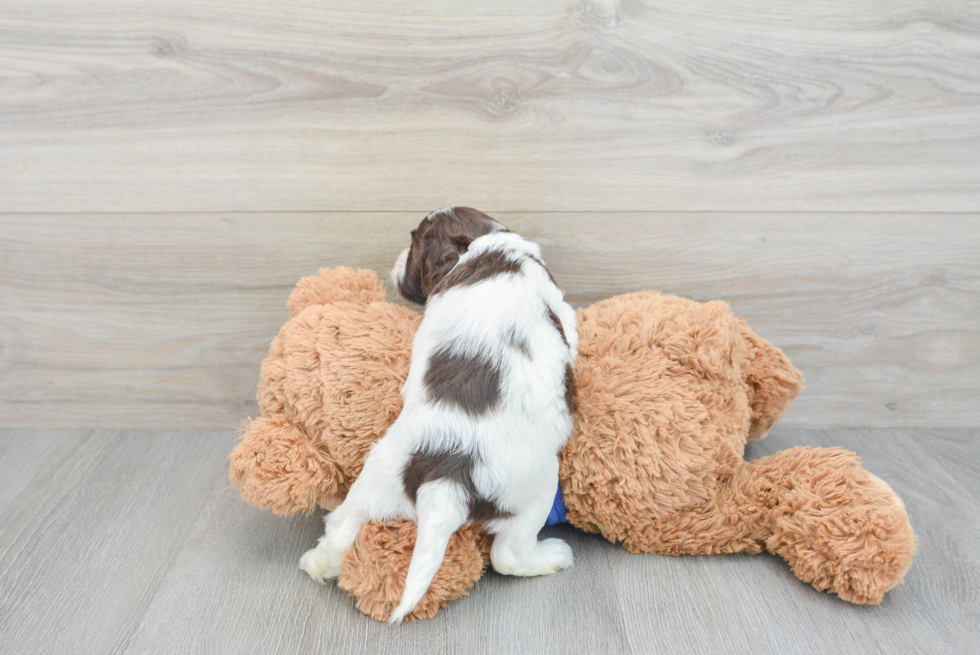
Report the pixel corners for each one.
[396,225,429,305]
[420,242,463,297]
[450,233,473,250]
[399,207,507,304]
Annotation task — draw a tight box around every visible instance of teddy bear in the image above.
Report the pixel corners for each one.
[229,266,916,621]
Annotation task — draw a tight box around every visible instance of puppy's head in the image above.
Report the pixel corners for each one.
[391,207,506,304]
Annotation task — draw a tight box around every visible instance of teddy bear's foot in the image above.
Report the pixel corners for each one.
[731,446,916,604]
[337,520,492,622]
[491,537,574,577]
[299,543,345,583]
[775,469,914,604]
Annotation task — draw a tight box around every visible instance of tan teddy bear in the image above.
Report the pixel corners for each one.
[229,267,915,621]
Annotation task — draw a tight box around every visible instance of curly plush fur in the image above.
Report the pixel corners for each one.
[229,267,916,621]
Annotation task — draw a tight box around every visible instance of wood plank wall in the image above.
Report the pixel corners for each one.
[1,1,978,429]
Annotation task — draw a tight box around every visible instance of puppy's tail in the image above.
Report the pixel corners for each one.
[387,480,469,624]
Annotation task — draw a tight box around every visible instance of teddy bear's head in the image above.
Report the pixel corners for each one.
[231,267,419,515]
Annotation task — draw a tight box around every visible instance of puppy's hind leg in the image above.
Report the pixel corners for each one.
[300,433,408,583]
[299,493,368,583]
[388,480,469,624]
[299,455,386,582]
[490,475,573,577]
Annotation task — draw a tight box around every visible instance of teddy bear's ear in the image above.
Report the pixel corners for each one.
[287,267,386,317]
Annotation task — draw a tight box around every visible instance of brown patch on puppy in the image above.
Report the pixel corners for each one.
[424,348,501,417]
[505,327,532,359]
[468,497,511,522]
[402,451,512,521]
[402,450,470,504]
[431,250,521,296]
[564,363,579,416]
[398,207,505,304]
[546,307,569,348]
[530,255,558,287]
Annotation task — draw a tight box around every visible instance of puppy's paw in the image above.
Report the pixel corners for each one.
[536,538,574,574]
[492,537,574,576]
[299,546,342,583]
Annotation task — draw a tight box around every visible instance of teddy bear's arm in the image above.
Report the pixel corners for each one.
[229,416,347,516]
[737,319,805,442]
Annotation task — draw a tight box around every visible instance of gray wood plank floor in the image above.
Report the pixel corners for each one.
[0,428,976,655]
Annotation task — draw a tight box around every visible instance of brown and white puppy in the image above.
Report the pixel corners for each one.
[300,207,578,623]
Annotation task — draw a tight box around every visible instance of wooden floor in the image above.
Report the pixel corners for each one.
[0,428,976,655]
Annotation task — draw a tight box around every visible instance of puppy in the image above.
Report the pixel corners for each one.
[299,207,578,623]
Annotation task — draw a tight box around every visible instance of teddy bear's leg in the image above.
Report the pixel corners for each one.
[725,446,916,604]
[337,520,492,621]
[489,469,573,577]
[387,481,472,624]
[300,434,410,583]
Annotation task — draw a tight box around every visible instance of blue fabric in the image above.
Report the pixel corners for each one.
[544,485,568,526]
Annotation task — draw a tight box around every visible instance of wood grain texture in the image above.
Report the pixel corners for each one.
[373,524,632,655]
[914,428,980,503]
[0,431,232,655]
[746,429,980,652]
[1,213,976,430]
[0,428,976,654]
[123,479,383,655]
[124,486,630,655]
[0,429,90,506]
[1,0,979,213]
